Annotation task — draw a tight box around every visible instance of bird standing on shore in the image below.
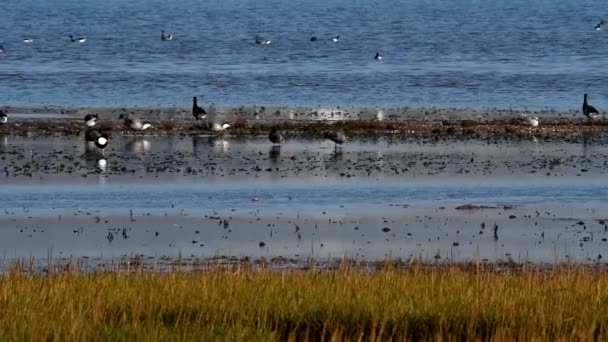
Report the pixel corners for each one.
[69,35,86,43]
[583,93,600,120]
[192,97,207,120]
[119,114,153,131]
[85,128,109,151]
[208,121,231,132]
[161,30,173,41]
[268,126,283,145]
[0,110,8,124]
[326,128,346,148]
[84,114,98,127]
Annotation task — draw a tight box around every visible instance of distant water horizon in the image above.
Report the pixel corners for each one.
[1,0,607,111]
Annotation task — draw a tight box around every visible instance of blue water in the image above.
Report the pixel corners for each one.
[1,0,607,109]
[2,182,607,212]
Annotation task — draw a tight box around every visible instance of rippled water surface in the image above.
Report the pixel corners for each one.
[2,0,608,109]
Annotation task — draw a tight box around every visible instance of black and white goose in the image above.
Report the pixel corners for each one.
[192,97,207,120]
[84,114,98,127]
[0,45,5,53]
[119,114,153,131]
[207,121,231,132]
[23,38,34,43]
[0,110,8,124]
[595,18,607,31]
[374,52,382,60]
[583,93,600,120]
[332,35,340,42]
[85,128,109,151]
[325,128,346,148]
[161,30,173,41]
[69,35,86,43]
[268,126,283,145]
[255,35,271,45]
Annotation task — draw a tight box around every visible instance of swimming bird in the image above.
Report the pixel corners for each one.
[84,128,109,151]
[0,110,7,124]
[207,121,230,132]
[0,45,5,53]
[69,35,86,43]
[255,35,271,45]
[84,114,98,127]
[374,52,382,60]
[325,128,346,148]
[192,97,207,120]
[595,18,607,30]
[268,126,283,145]
[23,38,34,43]
[119,114,153,131]
[332,35,339,42]
[161,30,173,41]
[310,36,318,42]
[583,93,600,120]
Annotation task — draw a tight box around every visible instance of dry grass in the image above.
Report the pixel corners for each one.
[0,264,607,340]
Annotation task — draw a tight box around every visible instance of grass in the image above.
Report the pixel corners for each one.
[1,263,608,340]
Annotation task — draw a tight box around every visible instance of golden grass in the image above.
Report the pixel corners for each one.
[1,264,608,340]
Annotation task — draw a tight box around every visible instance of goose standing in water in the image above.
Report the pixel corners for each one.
[161,30,173,41]
[119,114,153,131]
[85,128,109,152]
[583,93,600,120]
[325,128,346,148]
[192,97,207,120]
[0,110,8,124]
[268,126,283,145]
[69,35,86,43]
[84,114,98,127]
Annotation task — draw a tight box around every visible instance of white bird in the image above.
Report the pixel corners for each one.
[69,35,86,43]
[332,35,340,42]
[209,122,231,132]
[528,117,539,127]
[255,35,271,45]
[0,45,5,53]
[84,114,98,127]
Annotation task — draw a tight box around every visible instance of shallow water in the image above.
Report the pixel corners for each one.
[1,0,608,109]
[1,135,608,263]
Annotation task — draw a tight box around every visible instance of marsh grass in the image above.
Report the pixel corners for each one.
[1,262,608,340]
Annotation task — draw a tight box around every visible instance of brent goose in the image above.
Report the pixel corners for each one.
[583,93,600,120]
[0,110,7,124]
[208,121,231,132]
[119,114,153,131]
[84,128,109,151]
[161,30,173,41]
[69,35,86,43]
[23,38,34,43]
[192,97,207,120]
[310,36,318,42]
[374,52,382,60]
[84,114,98,127]
[332,35,339,42]
[0,45,5,53]
[325,128,346,147]
[255,35,271,45]
[268,126,283,145]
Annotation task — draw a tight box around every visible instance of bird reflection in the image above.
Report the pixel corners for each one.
[269,145,281,163]
[330,149,344,162]
[0,135,7,152]
[126,137,151,153]
[208,136,230,153]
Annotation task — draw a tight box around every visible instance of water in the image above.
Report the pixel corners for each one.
[1,0,607,109]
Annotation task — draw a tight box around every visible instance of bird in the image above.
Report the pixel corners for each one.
[119,114,153,131]
[0,45,5,53]
[23,38,34,43]
[325,128,346,148]
[208,121,231,132]
[583,93,600,120]
[84,128,109,151]
[192,97,207,120]
[268,126,283,145]
[84,114,98,127]
[310,36,318,42]
[374,52,383,60]
[332,35,340,42]
[255,35,271,45]
[527,116,539,127]
[69,35,86,43]
[595,18,607,30]
[161,30,173,41]
[0,110,7,124]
